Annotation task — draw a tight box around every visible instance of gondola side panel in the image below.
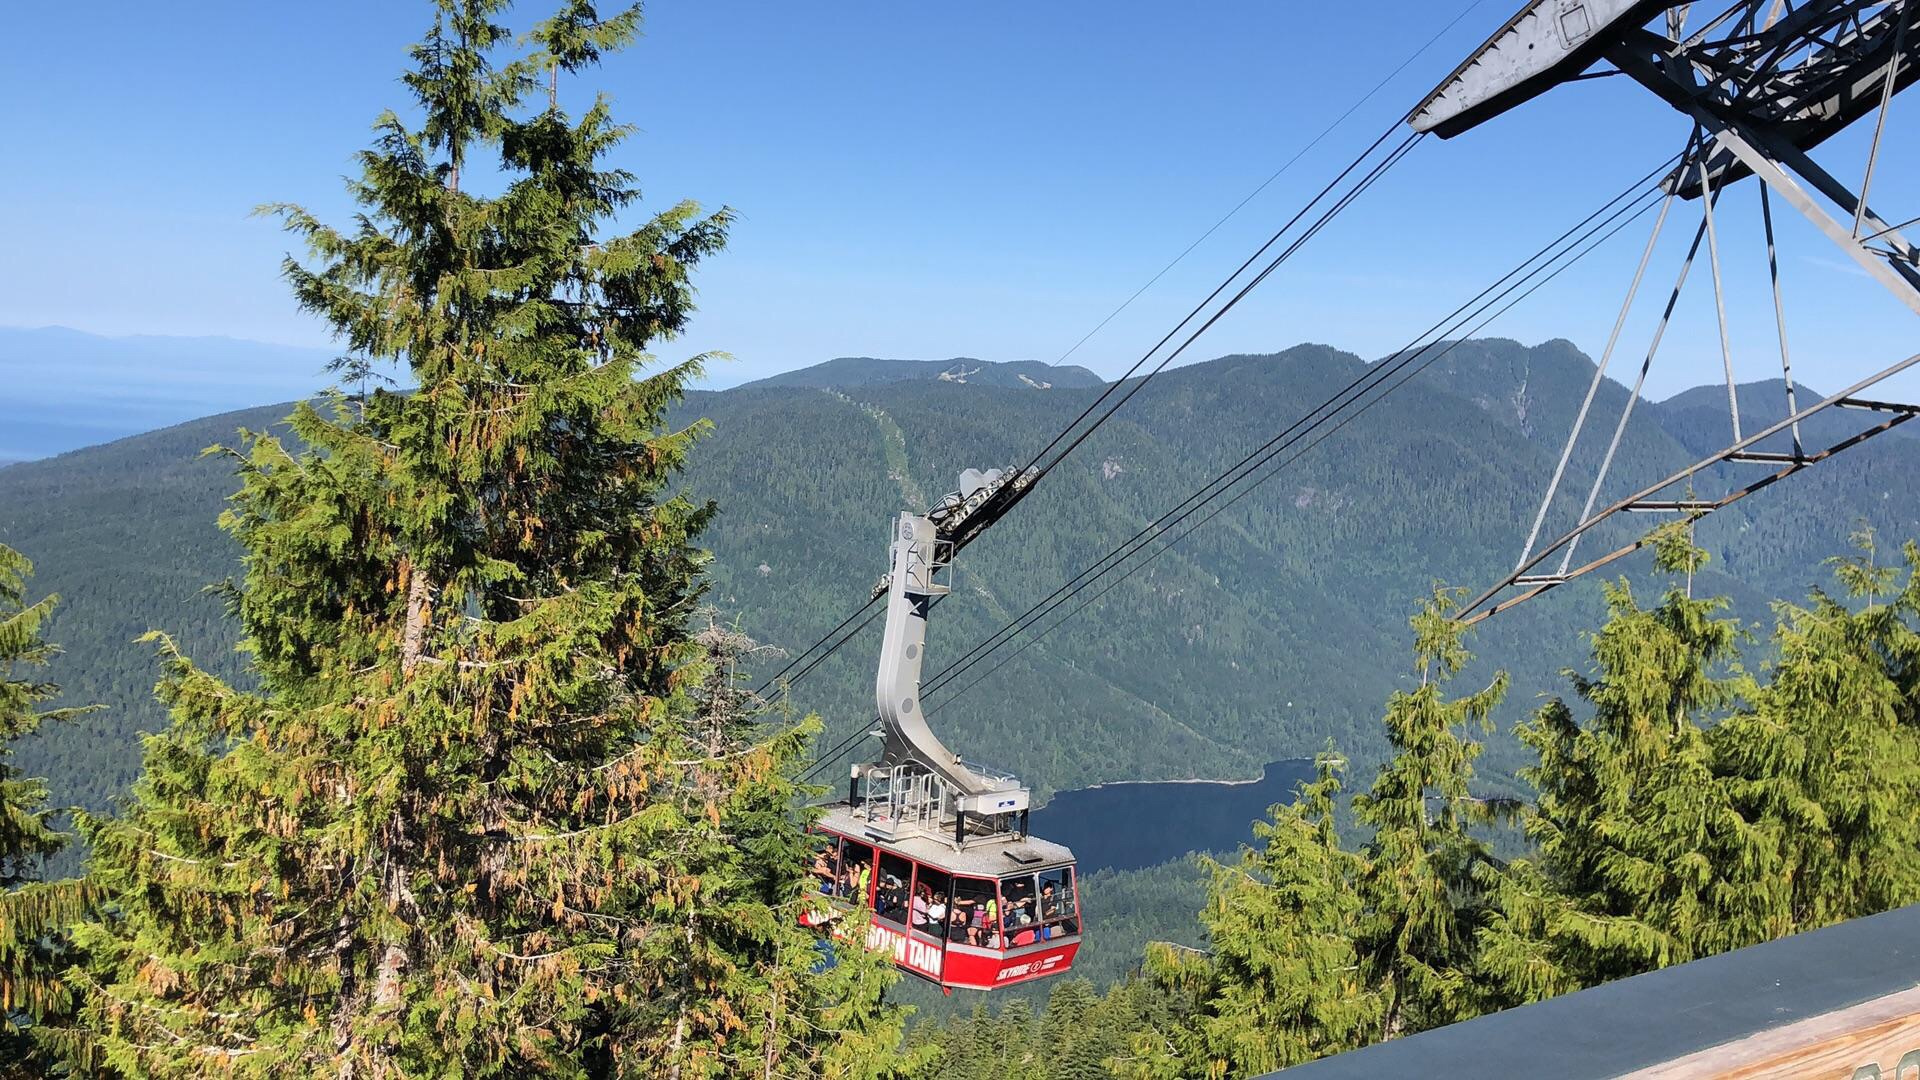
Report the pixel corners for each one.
[945,937,1081,991]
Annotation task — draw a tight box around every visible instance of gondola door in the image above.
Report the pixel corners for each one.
[907,862,953,986]
[863,849,945,983]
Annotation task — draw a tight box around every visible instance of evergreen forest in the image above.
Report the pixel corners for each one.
[6,2,1920,1077]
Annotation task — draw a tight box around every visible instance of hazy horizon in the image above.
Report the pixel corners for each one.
[8,2,1919,407]
[0,322,1870,466]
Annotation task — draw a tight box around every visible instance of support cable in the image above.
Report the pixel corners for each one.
[967,127,1425,543]
[1044,0,1491,373]
[921,174,1674,714]
[760,126,1419,698]
[1760,184,1805,456]
[921,180,1667,716]
[792,133,1430,783]
[772,127,1421,701]
[761,0,1492,702]
[1559,188,1723,575]
[914,162,1673,702]
[931,186,1669,718]
[1037,132,1424,478]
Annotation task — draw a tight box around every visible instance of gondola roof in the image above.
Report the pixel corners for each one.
[816,804,1076,876]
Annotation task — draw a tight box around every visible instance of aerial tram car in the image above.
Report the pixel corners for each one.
[802,468,1082,992]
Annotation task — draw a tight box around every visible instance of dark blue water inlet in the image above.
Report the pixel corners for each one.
[1029,759,1315,873]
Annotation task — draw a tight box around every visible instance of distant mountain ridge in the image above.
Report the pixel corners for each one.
[0,337,1101,465]
[737,356,1104,392]
[6,338,1918,827]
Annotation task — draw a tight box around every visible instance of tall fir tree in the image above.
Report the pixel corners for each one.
[66,3,914,1076]
[1351,591,1508,1039]
[1714,533,1920,931]
[1480,535,1773,1002]
[1118,754,1377,1079]
[0,544,97,1077]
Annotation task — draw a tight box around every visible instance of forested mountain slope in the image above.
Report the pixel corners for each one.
[5,341,1917,819]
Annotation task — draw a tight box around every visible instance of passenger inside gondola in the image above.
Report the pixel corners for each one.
[951,877,994,944]
[912,867,951,934]
[1002,877,1038,945]
[810,845,836,895]
[876,852,913,924]
[1038,867,1078,935]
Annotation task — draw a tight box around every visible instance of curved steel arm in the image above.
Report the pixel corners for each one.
[873,511,1027,812]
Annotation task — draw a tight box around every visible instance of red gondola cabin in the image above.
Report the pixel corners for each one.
[801,473,1085,991]
[804,804,1081,991]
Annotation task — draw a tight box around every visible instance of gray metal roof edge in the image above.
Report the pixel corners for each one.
[1270,903,1920,1079]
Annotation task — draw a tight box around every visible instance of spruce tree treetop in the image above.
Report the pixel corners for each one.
[1123,752,1378,1079]
[1480,550,1765,1002]
[1715,532,1920,930]
[0,544,73,890]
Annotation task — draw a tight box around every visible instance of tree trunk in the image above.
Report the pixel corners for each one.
[401,566,433,675]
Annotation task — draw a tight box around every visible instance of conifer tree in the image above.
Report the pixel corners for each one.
[1480,537,1770,1001]
[672,615,931,1080]
[0,544,96,1076]
[1714,532,1920,930]
[1352,591,1507,1038]
[1119,754,1376,1078]
[1036,979,1114,1080]
[67,4,914,1076]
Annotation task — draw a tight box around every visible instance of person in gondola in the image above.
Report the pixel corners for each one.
[978,892,999,947]
[1038,880,1061,939]
[811,850,836,896]
[1004,882,1035,931]
[1008,899,1037,947]
[947,902,971,942]
[852,860,871,907]
[948,892,972,936]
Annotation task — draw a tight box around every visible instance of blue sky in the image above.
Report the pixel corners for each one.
[3,0,1917,401]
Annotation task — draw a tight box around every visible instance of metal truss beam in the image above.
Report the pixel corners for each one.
[1424,1,1920,626]
[1606,25,1920,311]
[1458,353,1920,625]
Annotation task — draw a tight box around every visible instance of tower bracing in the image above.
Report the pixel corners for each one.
[1410,0,1920,624]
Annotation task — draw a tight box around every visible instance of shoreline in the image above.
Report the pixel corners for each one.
[1060,758,1310,794]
